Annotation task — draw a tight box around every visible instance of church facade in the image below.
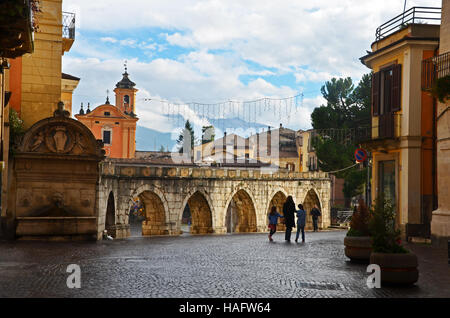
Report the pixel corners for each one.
[75,69,138,159]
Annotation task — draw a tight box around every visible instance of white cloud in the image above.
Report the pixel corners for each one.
[100,37,117,43]
[62,0,442,135]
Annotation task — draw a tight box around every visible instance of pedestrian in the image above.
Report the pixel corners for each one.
[311,204,321,232]
[268,206,284,242]
[295,204,306,243]
[282,196,296,242]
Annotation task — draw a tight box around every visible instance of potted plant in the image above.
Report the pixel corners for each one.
[431,75,450,103]
[368,195,418,286]
[344,199,372,262]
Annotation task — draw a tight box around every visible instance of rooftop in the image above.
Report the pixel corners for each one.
[375,6,441,43]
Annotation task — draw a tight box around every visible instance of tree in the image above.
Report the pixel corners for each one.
[202,125,215,144]
[177,120,195,154]
[310,75,372,205]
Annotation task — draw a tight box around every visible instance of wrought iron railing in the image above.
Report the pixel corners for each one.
[422,51,450,91]
[62,11,75,40]
[375,7,441,42]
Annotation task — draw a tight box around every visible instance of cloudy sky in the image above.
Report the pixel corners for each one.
[62,0,441,137]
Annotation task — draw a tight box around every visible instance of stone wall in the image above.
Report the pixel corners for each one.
[9,107,104,240]
[98,163,331,240]
[431,0,450,247]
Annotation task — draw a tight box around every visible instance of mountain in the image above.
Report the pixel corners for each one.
[208,117,268,132]
[136,117,271,151]
[135,125,177,151]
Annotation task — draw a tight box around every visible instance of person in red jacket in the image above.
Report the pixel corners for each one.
[268,206,284,242]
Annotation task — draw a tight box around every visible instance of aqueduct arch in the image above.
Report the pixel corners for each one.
[139,191,167,236]
[183,191,214,234]
[266,191,288,230]
[105,192,116,236]
[303,188,322,230]
[98,163,331,240]
[225,189,257,233]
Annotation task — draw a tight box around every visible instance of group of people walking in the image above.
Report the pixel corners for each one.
[268,195,321,243]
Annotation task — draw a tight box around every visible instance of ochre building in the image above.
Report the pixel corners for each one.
[360,6,441,239]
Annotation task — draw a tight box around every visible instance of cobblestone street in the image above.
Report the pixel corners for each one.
[0,230,449,298]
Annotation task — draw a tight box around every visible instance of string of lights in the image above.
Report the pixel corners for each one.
[139,93,305,127]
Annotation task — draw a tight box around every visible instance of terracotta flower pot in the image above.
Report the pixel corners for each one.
[370,252,419,286]
[344,236,372,262]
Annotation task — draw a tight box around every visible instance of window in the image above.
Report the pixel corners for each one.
[378,160,396,210]
[372,64,401,116]
[103,130,111,145]
[104,112,110,116]
[124,95,130,104]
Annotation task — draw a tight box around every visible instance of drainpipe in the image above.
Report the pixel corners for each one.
[432,94,437,212]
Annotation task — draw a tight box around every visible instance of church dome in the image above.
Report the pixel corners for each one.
[116,71,136,89]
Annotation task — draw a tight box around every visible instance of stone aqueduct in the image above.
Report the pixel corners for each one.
[98,160,332,239]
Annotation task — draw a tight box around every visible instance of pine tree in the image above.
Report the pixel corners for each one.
[177,120,195,154]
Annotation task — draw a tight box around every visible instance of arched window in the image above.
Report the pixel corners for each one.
[124,95,130,104]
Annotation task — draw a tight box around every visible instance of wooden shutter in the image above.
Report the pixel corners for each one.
[372,71,380,116]
[391,64,402,111]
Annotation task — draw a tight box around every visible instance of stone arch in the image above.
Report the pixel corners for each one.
[127,184,170,224]
[303,188,322,230]
[139,191,167,236]
[105,191,116,236]
[181,191,214,234]
[127,184,169,236]
[266,190,288,230]
[225,188,257,233]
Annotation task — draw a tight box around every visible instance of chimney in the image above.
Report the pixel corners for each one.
[256,133,260,159]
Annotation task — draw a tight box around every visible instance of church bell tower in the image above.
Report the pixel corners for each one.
[114,61,138,115]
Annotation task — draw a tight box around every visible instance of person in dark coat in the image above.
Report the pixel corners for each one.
[282,196,296,242]
[295,204,306,243]
[311,204,321,232]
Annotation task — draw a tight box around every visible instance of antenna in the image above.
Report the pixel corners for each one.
[401,0,407,25]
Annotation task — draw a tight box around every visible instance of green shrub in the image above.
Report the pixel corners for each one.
[368,195,408,254]
[432,75,450,103]
[9,108,25,156]
[346,199,370,237]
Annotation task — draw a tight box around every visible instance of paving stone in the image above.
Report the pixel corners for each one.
[0,230,449,297]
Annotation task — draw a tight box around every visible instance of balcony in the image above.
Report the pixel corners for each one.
[0,0,34,58]
[422,51,450,91]
[362,113,402,151]
[62,11,75,54]
[62,11,75,39]
[375,7,441,42]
